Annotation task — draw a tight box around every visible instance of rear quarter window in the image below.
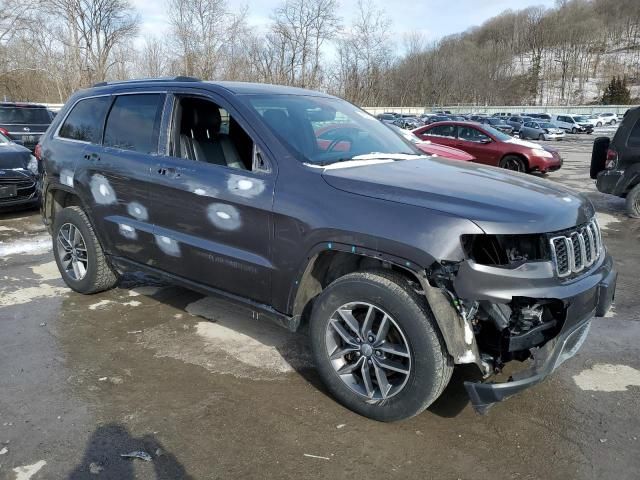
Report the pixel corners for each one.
[627,116,640,148]
[59,96,111,143]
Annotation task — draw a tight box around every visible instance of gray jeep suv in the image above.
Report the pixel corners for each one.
[39,78,617,421]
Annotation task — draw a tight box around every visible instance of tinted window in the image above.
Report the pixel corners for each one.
[59,96,111,143]
[458,126,489,142]
[628,118,640,147]
[0,106,51,124]
[104,94,164,153]
[428,125,457,138]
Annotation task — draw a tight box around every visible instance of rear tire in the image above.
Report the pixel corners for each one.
[611,119,617,125]
[626,184,640,219]
[52,206,118,294]
[500,155,527,173]
[310,270,452,422]
[538,133,545,140]
[597,122,603,127]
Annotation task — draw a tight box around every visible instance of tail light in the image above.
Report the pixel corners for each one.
[34,143,42,161]
[0,127,10,138]
[605,148,618,169]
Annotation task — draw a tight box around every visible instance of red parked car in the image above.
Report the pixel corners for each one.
[387,124,474,161]
[413,121,563,173]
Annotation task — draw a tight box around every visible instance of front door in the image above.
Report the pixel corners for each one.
[453,125,501,166]
[146,91,276,305]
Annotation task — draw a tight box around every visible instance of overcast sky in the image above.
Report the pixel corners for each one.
[132,0,557,49]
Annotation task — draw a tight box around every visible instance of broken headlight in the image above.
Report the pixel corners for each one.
[461,234,550,267]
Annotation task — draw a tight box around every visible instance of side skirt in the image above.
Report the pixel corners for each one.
[109,255,300,332]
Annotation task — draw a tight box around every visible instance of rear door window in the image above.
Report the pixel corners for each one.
[58,96,112,143]
[104,94,165,153]
[429,125,457,138]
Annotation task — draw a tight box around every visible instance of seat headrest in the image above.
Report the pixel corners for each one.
[181,99,222,139]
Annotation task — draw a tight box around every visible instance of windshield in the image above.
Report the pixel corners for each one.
[484,125,512,141]
[387,124,422,144]
[573,116,588,122]
[0,106,51,124]
[245,95,419,165]
[540,122,555,128]
[487,118,506,125]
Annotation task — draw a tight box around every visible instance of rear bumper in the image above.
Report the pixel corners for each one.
[464,262,617,414]
[596,169,632,196]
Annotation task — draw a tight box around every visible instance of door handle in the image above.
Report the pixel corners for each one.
[83,153,100,161]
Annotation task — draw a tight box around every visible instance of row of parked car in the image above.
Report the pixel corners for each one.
[377,110,621,138]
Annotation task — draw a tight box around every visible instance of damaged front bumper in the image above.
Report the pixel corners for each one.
[464,260,617,414]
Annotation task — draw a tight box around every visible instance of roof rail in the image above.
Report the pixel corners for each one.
[92,76,201,88]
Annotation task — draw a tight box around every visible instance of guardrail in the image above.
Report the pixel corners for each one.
[363,105,637,115]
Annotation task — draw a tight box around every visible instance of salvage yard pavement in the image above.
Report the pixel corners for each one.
[1,135,639,479]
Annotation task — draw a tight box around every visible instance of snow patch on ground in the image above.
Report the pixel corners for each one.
[0,284,68,307]
[194,321,294,373]
[573,364,640,392]
[596,212,620,231]
[30,261,61,282]
[13,460,47,480]
[88,299,113,310]
[0,234,51,257]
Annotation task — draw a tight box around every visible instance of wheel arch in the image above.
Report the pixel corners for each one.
[288,244,481,369]
[289,244,429,322]
[500,152,530,171]
[43,184,88,232]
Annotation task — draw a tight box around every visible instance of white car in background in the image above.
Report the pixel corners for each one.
[596,112,618,125]
[582,115,603,128]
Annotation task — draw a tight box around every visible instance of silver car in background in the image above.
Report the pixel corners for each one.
[519,120,565,141]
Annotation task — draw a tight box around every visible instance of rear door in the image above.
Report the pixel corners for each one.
[144,90,276,304]
[74,92,166,264]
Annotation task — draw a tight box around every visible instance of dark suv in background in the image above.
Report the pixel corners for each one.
[0,102,53,151]
[591,106,640,218]
[39,78,616,421]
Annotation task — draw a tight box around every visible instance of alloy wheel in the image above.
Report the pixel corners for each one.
[504,158,525,172]
[325,302,412,400]
[57,223,89,280]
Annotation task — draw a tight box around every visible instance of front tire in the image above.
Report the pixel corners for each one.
[500,155,527,173]
[538,133,545,140]
[310,271,452,421]
[571,127,578,134]
[52,206,118,294]
[626,184,640,219]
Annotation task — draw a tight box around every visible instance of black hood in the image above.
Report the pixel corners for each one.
[321,158,594,234]
[0,142,32,170]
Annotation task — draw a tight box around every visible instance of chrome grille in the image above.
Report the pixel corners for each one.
[550,219,602,277]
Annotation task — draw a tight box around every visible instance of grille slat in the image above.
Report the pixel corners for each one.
[550,219,602,278]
